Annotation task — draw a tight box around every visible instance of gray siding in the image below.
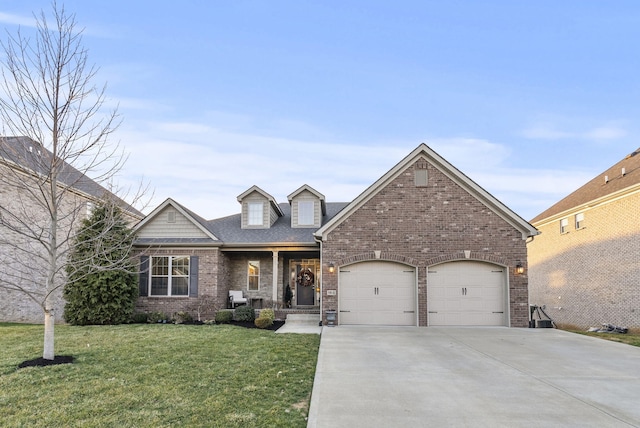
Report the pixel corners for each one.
[291,190,321,228]
[137,206,208,239]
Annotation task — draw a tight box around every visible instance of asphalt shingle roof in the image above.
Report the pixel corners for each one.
[531,147,640,223]
[206,202,349,245]
[0,136,143,218]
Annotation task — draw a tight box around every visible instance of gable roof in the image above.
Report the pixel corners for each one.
[237,185,284,217]
[531,147,640,224]
[287,184,327,215]
[315,143,538,241]
[133,198,220,245]
[0,136,143,218]
[133,197,349,248]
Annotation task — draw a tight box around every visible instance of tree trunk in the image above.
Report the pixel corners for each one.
[43,307,55,360]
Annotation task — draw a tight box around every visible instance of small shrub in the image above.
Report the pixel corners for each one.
[234,305,255,322]
[215,310,233,324]
[254,308,275,329]
[254,316,273,329]
[173,311,194,324]
[131,312,148,324]
[258,308,275,322]
[148,311,169,323]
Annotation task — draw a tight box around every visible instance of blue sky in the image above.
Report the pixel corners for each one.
[1,1,639,221]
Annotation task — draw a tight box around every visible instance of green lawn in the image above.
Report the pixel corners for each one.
[567,328,640,347]
[0,323,320,427]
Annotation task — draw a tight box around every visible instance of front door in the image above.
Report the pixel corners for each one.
[291,260,318,306]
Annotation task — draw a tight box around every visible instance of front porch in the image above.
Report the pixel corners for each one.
[224,250,322,311]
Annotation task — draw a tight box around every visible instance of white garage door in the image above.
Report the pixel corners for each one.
[339,261,416,326]
[428,261,506,326]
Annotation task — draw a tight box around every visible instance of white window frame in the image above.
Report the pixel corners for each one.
[560,218,569,234]
[575,212,585,229]
[150,256,190,296]
[248,260,260,291]
[298,201,315,226]
[86,202,94,219]
[247,202,263,226]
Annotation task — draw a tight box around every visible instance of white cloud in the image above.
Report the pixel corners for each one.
[583,126,627,140]
[521,122,627,141]
[112,116,596,221]
[0,12,36,27]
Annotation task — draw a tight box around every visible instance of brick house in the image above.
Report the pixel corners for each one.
[0,136,143,323]
[528,147,640,329]
[134,144,538,326]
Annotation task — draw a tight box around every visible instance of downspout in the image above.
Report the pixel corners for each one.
[314,234,323,325]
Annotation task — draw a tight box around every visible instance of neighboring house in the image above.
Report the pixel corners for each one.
[528,147,640,329]
[0,136,143,323]
[135,144,537,327]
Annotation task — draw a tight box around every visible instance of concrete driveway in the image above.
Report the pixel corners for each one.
[307,327,640,427]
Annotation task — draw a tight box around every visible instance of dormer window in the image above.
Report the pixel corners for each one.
[288,184,326,228]
[237,186,284,229]
[298,201,314,225]
[247,202,263,226]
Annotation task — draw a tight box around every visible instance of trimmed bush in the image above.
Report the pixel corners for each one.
[258,308,275,322]
[174,311,193,324]
[254,308,275,329]
[148,311,170,323]
[215,310,233,324]
[254,316,273,329]
[234,305,255,322]
[131,312,149,324]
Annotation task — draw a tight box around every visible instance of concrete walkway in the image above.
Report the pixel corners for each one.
[275,313,322,334]
[307,327,640,427]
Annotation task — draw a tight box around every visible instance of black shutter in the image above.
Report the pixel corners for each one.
[139,256,149,296]
[189,256,199,297]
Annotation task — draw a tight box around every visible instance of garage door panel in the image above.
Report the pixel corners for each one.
[428,261,506,326]
[339,262,416,326]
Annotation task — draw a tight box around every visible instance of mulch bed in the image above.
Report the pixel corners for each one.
[229,320,285,331]
[18,355,74,369]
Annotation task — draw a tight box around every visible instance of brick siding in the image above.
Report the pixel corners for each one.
[135,247,228,321]
[321,159,529,327]
[529,191,640,329]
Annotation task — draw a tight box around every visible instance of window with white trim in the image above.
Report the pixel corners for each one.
[248,260,260,290]
[298,201,314,225]
[86,202,94,219]
[560,218,569,234]
[575,212,585,229]
[247,202,263,226]
[150,256,189,296]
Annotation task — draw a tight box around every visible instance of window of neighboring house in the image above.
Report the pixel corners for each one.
[150,256,189,296]
[248,260,260,290]
[560,218,569,234]
[86,202,94,219]
[247,202,263,226]
[575,212,585,229]
[298,201,314,225]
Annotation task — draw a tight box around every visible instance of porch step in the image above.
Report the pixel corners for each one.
[285,313,321,324]
[276,313,322,334]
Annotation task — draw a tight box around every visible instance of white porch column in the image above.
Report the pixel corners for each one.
[272,250,279,308]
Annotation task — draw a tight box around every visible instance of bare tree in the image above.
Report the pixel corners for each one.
[0,3,141,360]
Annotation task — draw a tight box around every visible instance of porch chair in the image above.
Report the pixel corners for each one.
[228,290,248,308]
